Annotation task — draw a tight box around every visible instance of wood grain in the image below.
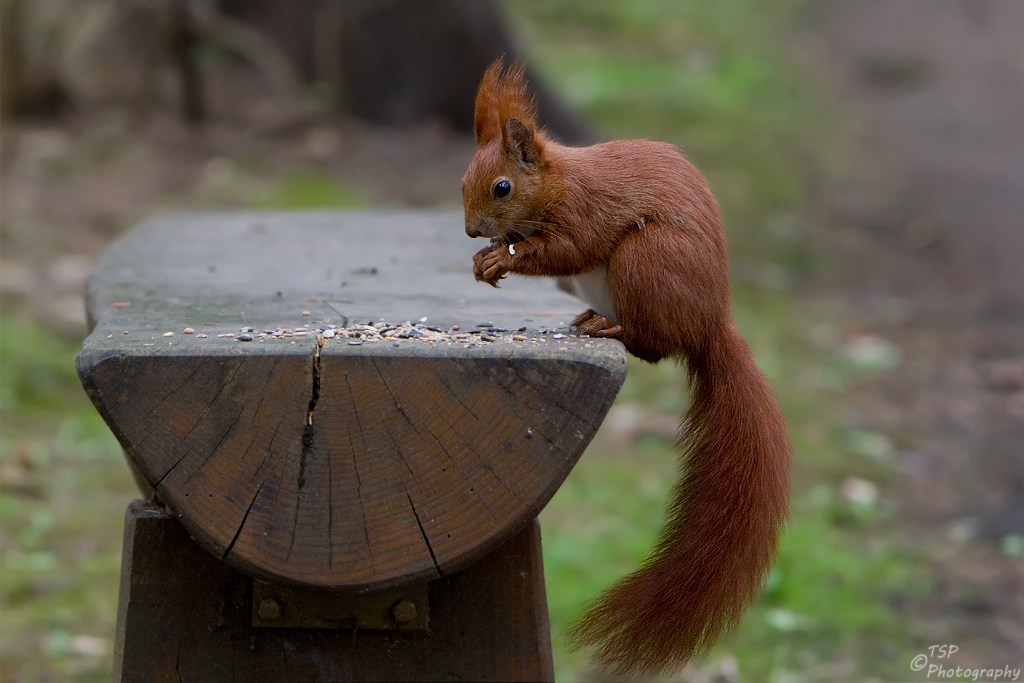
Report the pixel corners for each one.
[79,211,627,589]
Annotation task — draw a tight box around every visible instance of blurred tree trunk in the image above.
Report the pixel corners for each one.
[0,0,71,118]
[1,0,590,143]
[218,0,591,144]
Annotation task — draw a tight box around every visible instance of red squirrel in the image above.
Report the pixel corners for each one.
[461,60,792,674]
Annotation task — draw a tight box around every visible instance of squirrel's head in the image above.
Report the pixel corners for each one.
[462,59,547,242]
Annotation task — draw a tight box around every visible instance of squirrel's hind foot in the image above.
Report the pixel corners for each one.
[571,309,623,339]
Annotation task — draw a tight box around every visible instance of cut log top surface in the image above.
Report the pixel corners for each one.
[78,211,627,590]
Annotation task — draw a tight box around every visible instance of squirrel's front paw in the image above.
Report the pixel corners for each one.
[473,246,509,287]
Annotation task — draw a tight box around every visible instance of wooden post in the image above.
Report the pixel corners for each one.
[78,211,627,681]
[114,501,553,682]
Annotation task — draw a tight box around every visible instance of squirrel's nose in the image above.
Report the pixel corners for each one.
[466,226,481,238]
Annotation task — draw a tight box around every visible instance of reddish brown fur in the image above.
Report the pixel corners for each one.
[462,61,792,674]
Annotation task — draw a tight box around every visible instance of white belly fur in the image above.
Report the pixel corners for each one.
[568,264,618,324]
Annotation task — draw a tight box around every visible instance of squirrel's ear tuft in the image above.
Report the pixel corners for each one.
[474,58,504,147]
[496,62,538,132]
[475,59,540,151]
[504,118,539,168]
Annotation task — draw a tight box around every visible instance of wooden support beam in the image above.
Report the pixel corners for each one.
[115,500,555,682]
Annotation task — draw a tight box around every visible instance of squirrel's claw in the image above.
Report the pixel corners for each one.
[571,309,599,329]
[572,309,623,339]
[473,245,510,287]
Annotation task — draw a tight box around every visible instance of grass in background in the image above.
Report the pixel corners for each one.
[506,1,924,680]
[0,1,922,681]
[253,169,366,210]
[0,317,135,682]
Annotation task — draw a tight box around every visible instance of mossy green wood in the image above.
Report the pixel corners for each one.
[78,211,627,589]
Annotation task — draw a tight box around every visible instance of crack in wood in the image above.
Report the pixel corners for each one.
[306,331,324,426]
[509,361,603,429]
[298,424,315,491]
[370,358,504,521]
[286,484,302,562]
[342,371,377,573]
[250,414,287,483]
[432,365,568,460]
[181,410,244,487]
[485,359,597,435]
[149,357,248,488]
[174,633,184,683]
[481,461,527,508]
[406,491,442,577]
[222,483,263,560]
[103,356,203,418]
[298,333,323,495]
[226,358,281,485]
[280,635,291,681]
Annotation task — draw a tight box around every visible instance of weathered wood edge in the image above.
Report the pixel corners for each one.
[78,342,627,592]
[80,209,597,339]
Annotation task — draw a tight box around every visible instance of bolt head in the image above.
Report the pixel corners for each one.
[257,598,282,621]
[392,599,417,624]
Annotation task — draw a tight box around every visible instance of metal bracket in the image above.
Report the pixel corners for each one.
[251,580,430,631]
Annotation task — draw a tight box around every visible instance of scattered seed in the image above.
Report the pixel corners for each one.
[348,340,363,346]
[111,301,131,308]
[301,311,311,317]
[183,327,195,334]
[322,329,336,339]
[553,333,565,339]
[197,334,208,338]
[238,333,253,341]
[512,335,527,341]
[163,331,174,337]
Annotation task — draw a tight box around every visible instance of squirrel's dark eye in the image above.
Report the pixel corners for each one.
[493,180,512,199]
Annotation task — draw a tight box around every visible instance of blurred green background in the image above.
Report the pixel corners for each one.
[5,1,1016,682]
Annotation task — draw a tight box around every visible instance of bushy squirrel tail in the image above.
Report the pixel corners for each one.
[570,323,791,675]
